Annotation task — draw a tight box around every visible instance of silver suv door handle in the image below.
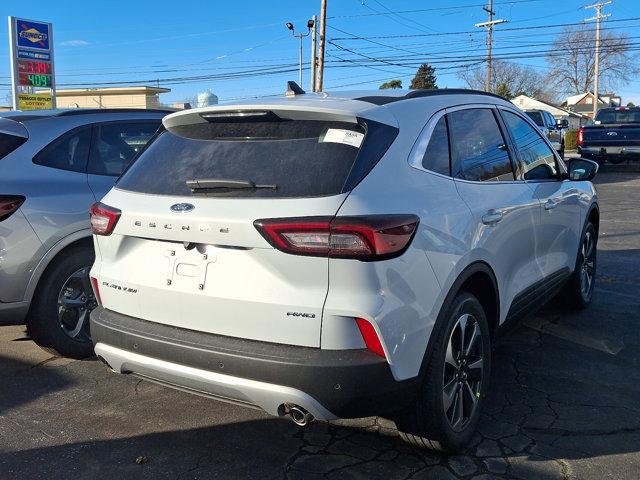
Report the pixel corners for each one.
[544,199,559,210]
[482,209,504,225]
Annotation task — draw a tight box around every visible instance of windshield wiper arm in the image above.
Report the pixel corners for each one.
[186,178,277,191]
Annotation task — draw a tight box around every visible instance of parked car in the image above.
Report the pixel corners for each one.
[524,109,568,158]
[0,108,168,358]
[89,86,599,452]
[577,106,640,164]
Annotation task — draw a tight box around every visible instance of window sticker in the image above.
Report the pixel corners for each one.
[321,128,365,148]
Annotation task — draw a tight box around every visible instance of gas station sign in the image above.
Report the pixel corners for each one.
[8,17,56,110]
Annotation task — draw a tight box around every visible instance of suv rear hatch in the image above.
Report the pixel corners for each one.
[92,107,397,347]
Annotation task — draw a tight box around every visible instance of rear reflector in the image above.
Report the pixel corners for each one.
[90,202,121,236]
[90,276,102,306]
[355,317,386,358]
[0,195,25,222]
[254,215,419,261]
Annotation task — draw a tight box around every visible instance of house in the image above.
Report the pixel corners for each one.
[511,94,589,129]
[564,92,621,119]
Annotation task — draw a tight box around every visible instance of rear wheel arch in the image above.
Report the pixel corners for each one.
[418,262,499,378]
[26,234,93,305]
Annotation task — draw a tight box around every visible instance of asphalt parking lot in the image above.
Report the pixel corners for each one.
[1,170,639,480]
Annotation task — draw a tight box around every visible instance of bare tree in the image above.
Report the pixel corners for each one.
[459,60,556,102]
[546,25,638,96]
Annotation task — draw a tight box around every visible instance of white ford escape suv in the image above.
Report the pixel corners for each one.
[89,86,599,451]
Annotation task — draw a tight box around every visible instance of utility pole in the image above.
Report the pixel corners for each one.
[311,15,318,92]
[474,0,506,92]
[317,0,327,92]
[585,1,612,118]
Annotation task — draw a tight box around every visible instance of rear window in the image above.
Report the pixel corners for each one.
[525,111,544,127]
[117,115,396,198]
[0,133,26,160]
[595,109,640,125]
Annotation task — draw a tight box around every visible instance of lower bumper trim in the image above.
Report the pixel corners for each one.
[95,342,338,421]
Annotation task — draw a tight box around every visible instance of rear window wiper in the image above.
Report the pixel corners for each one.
[186,178,277,192]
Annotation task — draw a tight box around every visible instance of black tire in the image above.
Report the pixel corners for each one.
[395,292,491,452]
[27,245,96,359]
[562,222,597,309]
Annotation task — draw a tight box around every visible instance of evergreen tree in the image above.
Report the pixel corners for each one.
[410,64,437,90]
[495,82,513,99]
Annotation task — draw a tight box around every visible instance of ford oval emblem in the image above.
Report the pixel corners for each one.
[170,203,195,213]
[607,131,618,136]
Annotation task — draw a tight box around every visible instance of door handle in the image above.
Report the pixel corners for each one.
[544,198,559,210]
[482,209,504,225]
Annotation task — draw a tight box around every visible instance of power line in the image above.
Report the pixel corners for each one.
[329,16,640,40]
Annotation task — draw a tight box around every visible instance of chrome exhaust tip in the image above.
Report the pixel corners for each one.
[281,404,314,427]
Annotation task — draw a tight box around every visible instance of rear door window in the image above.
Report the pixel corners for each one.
[421,116,450,175]
[88,121,160,176]
[525,111,544,127]
[117,115,394,198]
[0,133,26,160]
[448,108,514,182]
[33,126,91,173]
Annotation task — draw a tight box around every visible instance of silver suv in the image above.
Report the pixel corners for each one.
[0,109,166,358]
[89,88,599,451]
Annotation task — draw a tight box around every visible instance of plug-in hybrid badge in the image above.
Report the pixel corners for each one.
[170,203,195,213]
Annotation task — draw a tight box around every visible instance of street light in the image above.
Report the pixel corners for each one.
[286,19,314,86]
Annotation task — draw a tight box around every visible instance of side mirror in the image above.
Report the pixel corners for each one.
[567,158,599,181]
[556,119,569,129]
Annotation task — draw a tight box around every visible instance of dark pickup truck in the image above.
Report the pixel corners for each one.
[578,106,640,164]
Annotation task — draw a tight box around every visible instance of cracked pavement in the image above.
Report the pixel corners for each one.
[1,171,639,479]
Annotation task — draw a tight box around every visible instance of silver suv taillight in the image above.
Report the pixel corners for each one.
[0,195,25,222]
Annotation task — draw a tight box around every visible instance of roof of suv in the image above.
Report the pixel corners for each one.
[163,88,511,128]
[0,108,174,123]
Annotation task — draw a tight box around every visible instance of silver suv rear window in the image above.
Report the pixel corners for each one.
[117,116,396,198]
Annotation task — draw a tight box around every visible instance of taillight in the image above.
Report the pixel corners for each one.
[0,195,25,222]
[90,276,102,306]
[355,317,386,358]
[89,202,121,236]
[254,215,419,261]
[577,127,584,146]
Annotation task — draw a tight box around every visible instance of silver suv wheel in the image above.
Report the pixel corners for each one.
[57,266,96,342]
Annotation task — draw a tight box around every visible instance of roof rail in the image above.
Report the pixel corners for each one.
[55,108,175,117]
[355,88,507,106]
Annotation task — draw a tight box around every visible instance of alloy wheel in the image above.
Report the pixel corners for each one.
[443,313,484,432]
[580,230,596,298]
[57,266,96,343]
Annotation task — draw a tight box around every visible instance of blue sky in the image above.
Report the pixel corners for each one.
[1,0,639,105]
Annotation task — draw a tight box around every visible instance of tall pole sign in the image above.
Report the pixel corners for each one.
[8,16,56,110]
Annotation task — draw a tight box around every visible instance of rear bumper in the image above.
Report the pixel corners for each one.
[0,301,29,325]
[578,146,640,159]
[90,307,418,420]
